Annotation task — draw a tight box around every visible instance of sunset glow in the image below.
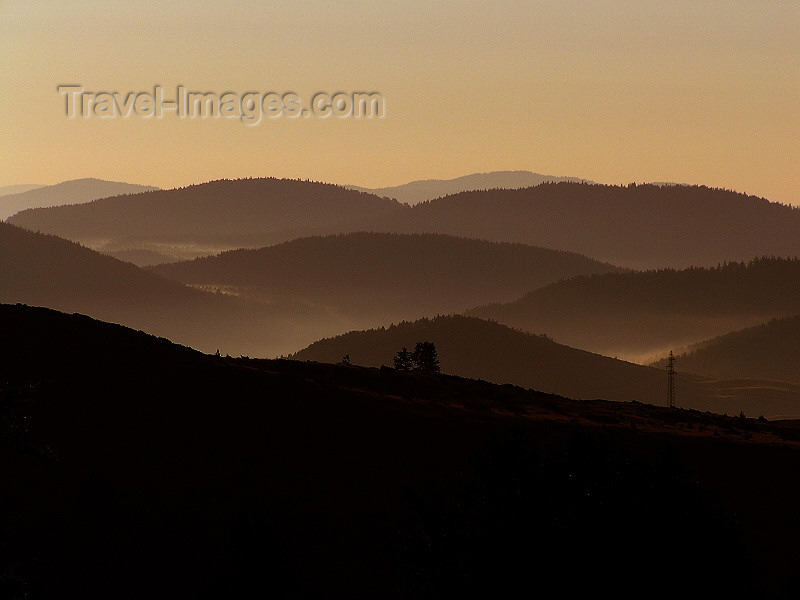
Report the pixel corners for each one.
[2,1,798,204]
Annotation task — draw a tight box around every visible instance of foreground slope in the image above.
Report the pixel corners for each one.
[370,182,800,269]
[5,304,800,597]
[347,170,590,204]
[651,315,800,383]
[0,178,157,221]
[0,222,339,357]
[151,232,622,323]
[292,315,800,419]
[7,178,406,264]
[469,258,800,362]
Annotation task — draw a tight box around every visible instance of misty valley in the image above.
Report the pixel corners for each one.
[6,2,800,596]
[4,175,800,597]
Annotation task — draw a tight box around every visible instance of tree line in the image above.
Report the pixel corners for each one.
[393,341,440,374]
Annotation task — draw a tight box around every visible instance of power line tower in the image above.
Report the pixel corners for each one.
[666,351,676,408]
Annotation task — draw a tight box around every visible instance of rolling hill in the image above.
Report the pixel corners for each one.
[292,314,800,419]
[7,178,406,264]
[4,303,800,596]
[368,182,800,269]
[151,232,623,326]
[0,221,343,357]
[468,258,800,362]
[0,178,158,221]
[10,180,800,270]
[346,170,591,204]
[651,315,800,383]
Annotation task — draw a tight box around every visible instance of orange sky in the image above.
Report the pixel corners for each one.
[2,1,798,204]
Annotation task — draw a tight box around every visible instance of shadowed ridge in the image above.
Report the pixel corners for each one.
[368,182,800,269]
[651,314,800,383]
[7,177,407,256]
[150,231,623,320]
[291,313,800,419]
[0,221,338,357]
[12,180,800,267]
[469,257,800,361]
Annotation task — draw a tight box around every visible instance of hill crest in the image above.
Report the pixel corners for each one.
[0,177,158,220]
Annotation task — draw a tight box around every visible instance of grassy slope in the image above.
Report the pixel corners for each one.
[292,314,800,419]
[4,304,800,596]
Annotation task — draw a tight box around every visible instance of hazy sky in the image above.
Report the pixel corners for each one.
[2,1,798,204]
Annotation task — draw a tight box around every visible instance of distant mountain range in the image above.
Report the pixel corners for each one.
[151,232,622,327]
[363,183,800,269]
[7,178,404,264]
[0,178,158,221]
[346,170,592,204]
[0,221,344,357]
[0,183,43,197]
[651,314,800,384]
[468,258,800,362]
[10,178,800,268]
[292,314,800,419]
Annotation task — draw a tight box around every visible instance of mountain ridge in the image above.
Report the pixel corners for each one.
[346,170,592,204]
[8,177,406,263]
[468,257,800,361]
[291,314,800,419]
[650,314,800,383]
[10,179,800,268]
[150,231,623,325]
[363,182,800,269]
[0,177,158,220]
[0,220,342,357]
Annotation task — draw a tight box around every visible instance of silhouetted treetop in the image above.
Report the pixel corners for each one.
[393,347,414,371]
[412,341,440,374]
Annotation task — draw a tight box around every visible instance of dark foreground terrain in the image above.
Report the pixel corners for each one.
[3,303,800,598]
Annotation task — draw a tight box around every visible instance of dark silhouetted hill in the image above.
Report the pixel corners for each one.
[7,178,406,264]
[347,170,591,204]
[368,182,800,269]
[5,303,800,597]
[0,221,342,357]
[651,315,800,383]
[13,180,799,269]
[151,232,622,325]
[469,258,800,362]
[0,178,157,221]
[292,314,800,419]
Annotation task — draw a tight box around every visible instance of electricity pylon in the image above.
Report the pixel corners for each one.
[666,351,676,408]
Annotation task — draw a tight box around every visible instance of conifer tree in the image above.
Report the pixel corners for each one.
[412,341,440,374]
[393,347,413,371]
